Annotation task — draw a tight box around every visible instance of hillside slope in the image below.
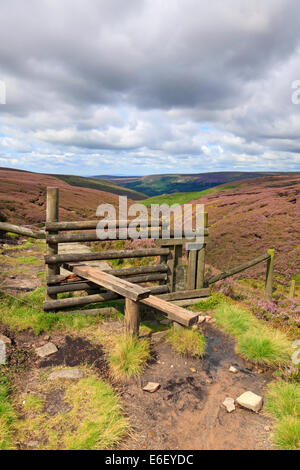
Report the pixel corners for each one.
[53,174,147,200]
[192,174,300,281]
[94,172,287,196]
[0,168,133,225]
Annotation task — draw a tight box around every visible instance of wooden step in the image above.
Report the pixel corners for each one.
[141,295,198,327]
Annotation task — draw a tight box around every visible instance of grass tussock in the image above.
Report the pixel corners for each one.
[108,336,150,380]
[265,381,300,450]
[214,303,292,366]
[0,376,17,450]
[16,374,129,450]
[166,327,206,357]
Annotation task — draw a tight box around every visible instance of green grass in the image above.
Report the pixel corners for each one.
[166,327,206,357]
[213,302,292,366]
[108,335,150,380]
[265,381,300,450]
[141,184,241,206]
[16,374,129,450]
[0,375,17,450]
[0,287,100,335]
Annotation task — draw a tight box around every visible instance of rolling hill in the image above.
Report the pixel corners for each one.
[93,171,288,197]
[0,168,134,225]
[52,174,146,200]
[190,174,300,281]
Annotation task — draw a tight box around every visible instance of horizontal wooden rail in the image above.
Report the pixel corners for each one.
[45,219,164,231]
[47,273,167,295]
[46,228,209,244]
[43,285,168,311]
[56,307,119,316]
[45,248,170,265]
[0,222,46,239]
[46,264,168,285]
[205,252,271,286]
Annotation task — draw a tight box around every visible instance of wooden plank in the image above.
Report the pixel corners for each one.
[141,295,198,327]
[172,297,209,307]
[206,252,271,285]
[0,222,46,239]
[71,266,151,302]
[45,248,170,265]
[196,212,207,288]
[157,233,208,246]
[157,288,210,301]
[47,227,161,244]
[186,250,197,290]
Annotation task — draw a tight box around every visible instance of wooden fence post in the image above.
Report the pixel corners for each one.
[125,298,140,337]
[265,249,274,301]
[289,280,296,299]
[196,212,208,288]
[45,187,59,301]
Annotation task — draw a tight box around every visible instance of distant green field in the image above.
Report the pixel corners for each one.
[141,184,240,206]
[53,174,147,200]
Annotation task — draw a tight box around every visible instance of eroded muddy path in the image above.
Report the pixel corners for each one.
[122,324,274,450]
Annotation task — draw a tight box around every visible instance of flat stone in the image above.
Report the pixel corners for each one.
[236,391,263,413]
[0,340,6,364]
[0,334,11,344]
[222,397,235,413]
[160,319,170,325]
[35,342,58,358]
[143,382,160,393]
[48,368,84,380]
[292,339,300,349]
[291,350,300,365]
[197,315,206,324]
[229,366,238,374]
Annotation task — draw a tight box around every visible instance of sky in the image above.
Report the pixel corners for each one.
[0,0,300,176]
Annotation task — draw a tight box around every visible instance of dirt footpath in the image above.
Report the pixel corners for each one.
[122,323,274,450]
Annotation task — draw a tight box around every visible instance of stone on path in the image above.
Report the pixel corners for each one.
[292,339,300,349]
[236,391,263,412]
[222,397,235,413]
[35,342,58,358]
[291,349,300,365]
[143,382,160,393]
[229,366,238,374]
[160,319,170,325]
[48,368,84,380]
[0,340,6,365]
[197,315,206,324]
[0,334,11,344]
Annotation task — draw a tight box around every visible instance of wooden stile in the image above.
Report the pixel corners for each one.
[45,187,59,301]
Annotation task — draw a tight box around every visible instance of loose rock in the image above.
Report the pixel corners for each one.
[236,391,263,412]
[35,342,58,358]
[0,340,6,365]
[292,339,300,349]
[197,315,206,324]
[143,382,160,393]
[222,397,235,413]
[229,366,238,374]
[160,319,170,325]
[48,368,84,380]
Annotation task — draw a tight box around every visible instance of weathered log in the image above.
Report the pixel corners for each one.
[0,222,46,239]
[45,187,59,301]
[171,297,209,307]
[54,307,119,316]
[45,248,170,265]
[45,219,164,231]
[43,284,168,311]
[47,273,167,294]
[265,249,275,301]
[205,252,271,285]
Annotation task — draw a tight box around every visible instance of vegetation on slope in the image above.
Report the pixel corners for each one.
[54,174,147,200]
[166,327,206,357]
